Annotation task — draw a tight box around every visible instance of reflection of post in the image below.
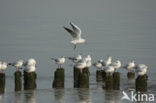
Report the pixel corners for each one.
[77,88,91,103]
[24,71,37,90]
[0,73,5,94]
[135,74,147,92]
[54,88,64,102]
[14,71,22,91]
[105,90,121,103]
[24,91,36,103]
[53,68,65,88]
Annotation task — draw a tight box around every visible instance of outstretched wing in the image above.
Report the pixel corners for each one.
[63,26,78,39]
[70,22,81,38]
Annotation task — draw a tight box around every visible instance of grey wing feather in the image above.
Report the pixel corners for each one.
[70,22,81,38]
[63,26,77,38]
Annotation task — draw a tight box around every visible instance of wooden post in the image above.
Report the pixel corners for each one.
[78,72,89,88]
[96,70,103,81]
[105,73,113,90]
[14,71,22,91]
[0,73,5,93]
[24,71,37,90]
[53,68,65,88]
[135,74,147,92]
[113,72,120,90]
[102,70,106,82]
[127,72,135,79]
[73,67,80,88]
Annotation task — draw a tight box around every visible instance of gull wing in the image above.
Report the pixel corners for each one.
[63,26,78,39]
[70,22,81,38]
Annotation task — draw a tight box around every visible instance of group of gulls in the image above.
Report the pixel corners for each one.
[51,54,148,76]
[0,22,148,76]
[0,58,37,73]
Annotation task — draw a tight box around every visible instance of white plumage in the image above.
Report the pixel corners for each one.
[64,22,86,50]
[102,56,112,66]
[104,65,115,73]
[135,64,148,76]
[51,56,66,68]
[112,60,121,71]
[124,60,135,72]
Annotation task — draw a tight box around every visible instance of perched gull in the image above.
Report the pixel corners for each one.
[63,22,86,50]
[68,54,82,63]
[135,64,148,76]
[86,60,92,68]
[24,65,36,72]
[25,58,36,66]
[9,60,24,71]
[84,55,92,62]
[74,59,87,73]
[0,61,8,73]
[51,56,66,68]
[104,65,115,73]
[124,60,135,72]
[93,61,103,70]
[101,56,112,66]
[112,60,121,71]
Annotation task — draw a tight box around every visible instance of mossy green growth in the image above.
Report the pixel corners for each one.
[78,73,89,88]
[14,71,22,91]
[135,74,147,92]
[0,73,5,94]
[105,73,113,90]
[96,70,103,81]
[127,72,135,79]
[53,68,65,88]
[24,71,37,90]
[113,72,120,90]
[73,67,80,88]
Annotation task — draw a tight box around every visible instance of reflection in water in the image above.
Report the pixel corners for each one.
[105,90,121,103]
[24,91,36,103]
[54,88,65,103]
[15,92,22,103]
[77,88,91,103]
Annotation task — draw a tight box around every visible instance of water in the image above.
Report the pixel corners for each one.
[0,0,156,102]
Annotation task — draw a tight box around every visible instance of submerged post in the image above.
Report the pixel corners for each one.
[105,73,113,90]
[135,74,147,92]
[0,73,5,93]
[127,72,135,79]
[113,72,120,90]
[96,70,103,81]
[24,71,37,90]
[53,68,65,88]
[14,71,22,91]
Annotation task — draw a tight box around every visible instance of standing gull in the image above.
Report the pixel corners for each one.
[68,54,82,63]
[51,56,66,68]
[124,60,135,72]
[112,60,121,72]
[63,22,86,50]
[9,60,24,71]
[135,64,148,76]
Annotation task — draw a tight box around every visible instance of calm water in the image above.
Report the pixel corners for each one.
[0,0,156,103]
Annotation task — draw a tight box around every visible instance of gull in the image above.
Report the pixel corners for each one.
[124,60,135,72]
[86,60,92,68]
[68,54,82,63]
[24,65,36,72]
[84,55,91,62]
[112,60,121,72]
[63,22,86,50]
[101,56,112,66]
[25,58,36,66]
[135,64,148,76]
[9,60,24,71]
[104,65,115,73]
[93,61,103,70]
[51,56,66,68]
[74,59,86,73]
[0,61,8,73]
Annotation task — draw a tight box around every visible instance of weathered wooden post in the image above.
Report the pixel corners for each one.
[102,70,106,82]
[53,68,65,88]
[105,73,113,90]
[113,72,120,90]
[24,71,37,90]
[135,74,147,92]
[14,71,22,91]
[78,72,89,88]
[73,67,80,88]
[127,72,135,79]
[96,70,103,81]
[0,73,5,93]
